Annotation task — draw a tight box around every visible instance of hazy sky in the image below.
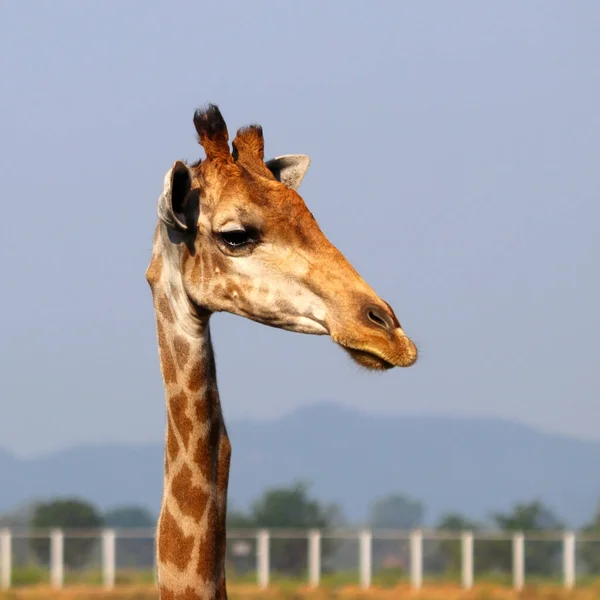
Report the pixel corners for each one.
[1,1,598,458]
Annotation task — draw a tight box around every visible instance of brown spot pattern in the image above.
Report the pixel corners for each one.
[217,573,227,600]
[173,335,190,368]
[196,498,219,576]
[166,421,179,463]
[171,463,209,520]
[190,254,202,287]
[217,433,232,497]
[187,361,205,392]
[191,416,220,485]
[158,508,194,571]
[169,391,193,449]
[215,431,231,584]
[182,249,201,289]
[157,321,177,384]
[160,588,205,600]
[194,396,212,427]
[158,295,175,323]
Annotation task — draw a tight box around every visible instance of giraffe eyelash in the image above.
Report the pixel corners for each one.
[220,229,251,247]
[216,225,260,251]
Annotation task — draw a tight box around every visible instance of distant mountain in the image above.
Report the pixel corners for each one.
[2,402,600,527]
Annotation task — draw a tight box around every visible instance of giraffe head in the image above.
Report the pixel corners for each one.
[148,105,417,370]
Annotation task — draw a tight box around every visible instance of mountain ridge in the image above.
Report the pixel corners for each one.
[2,402,599,526]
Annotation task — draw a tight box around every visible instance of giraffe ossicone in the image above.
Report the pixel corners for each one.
[146,104,417,600]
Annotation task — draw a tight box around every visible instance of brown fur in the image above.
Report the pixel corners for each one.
[193,104,231,163]
[196,502,219,577]
[161,587,205,600]
[157,322,177,385]
[166,422,179,464]
[153,312,224,597]
[158,508,195,571]
[158,296,175,324]
[233,125,264,160]
[173,336,190,368]
[146,252,163,286]
[187,362,205,393]
[168,391,193,449]
[171,464,209,519]
[182,252,202,288]
[215,431,231,591]
[231,125,275,182]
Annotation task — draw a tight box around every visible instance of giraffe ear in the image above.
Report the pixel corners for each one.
[157,161,195,231]
[265,154,311,191]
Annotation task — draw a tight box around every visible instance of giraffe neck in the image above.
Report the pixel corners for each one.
[149,229,231,600]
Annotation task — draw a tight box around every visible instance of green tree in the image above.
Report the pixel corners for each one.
[251,481,338,530]
[227,481,340,577]
[226,507,257,577]
[434,513,481,574]
[0,502,38,565]
[368,493,424,576]
[104,506,155,528]
[30,498,103,569]
[577,500,600,574]
[103,505,156,568]
[369,493,424,530]
[487,500,564,576]
[226,508,255,530]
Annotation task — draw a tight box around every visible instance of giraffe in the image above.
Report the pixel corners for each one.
[146,104,418,600]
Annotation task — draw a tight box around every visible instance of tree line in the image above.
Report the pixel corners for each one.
[3,482,600,576]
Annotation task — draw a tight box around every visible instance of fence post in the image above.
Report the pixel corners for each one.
[0,529,11,590]
[359,529,372,589]
[50,529,64,589]
[102,529,116,589]
[512,532,524,591]
[563,531,576,589]
[308,529,321,587]
[257,529,270,588]
[410,529,423,590]
[461,531,474,589]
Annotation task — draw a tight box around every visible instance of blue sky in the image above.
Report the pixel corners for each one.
[0,1,598,457]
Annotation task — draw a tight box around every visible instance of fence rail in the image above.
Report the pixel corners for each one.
[2,527,600,590]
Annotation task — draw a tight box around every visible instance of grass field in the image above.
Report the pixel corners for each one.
[5,568,600,599]
[3,583,600,600]
[1,566,535,588]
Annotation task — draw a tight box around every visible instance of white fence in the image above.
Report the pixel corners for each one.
[1,527,599,590]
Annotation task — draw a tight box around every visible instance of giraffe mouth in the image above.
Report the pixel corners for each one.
[344,347,396,371]
[334,334,418,371]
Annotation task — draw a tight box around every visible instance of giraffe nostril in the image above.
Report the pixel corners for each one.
[365,305,395,333]
[368,310,386,328]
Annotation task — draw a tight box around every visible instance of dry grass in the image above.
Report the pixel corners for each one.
[2,583,600,600]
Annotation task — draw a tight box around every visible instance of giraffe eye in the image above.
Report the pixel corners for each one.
[220,229,252,247]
